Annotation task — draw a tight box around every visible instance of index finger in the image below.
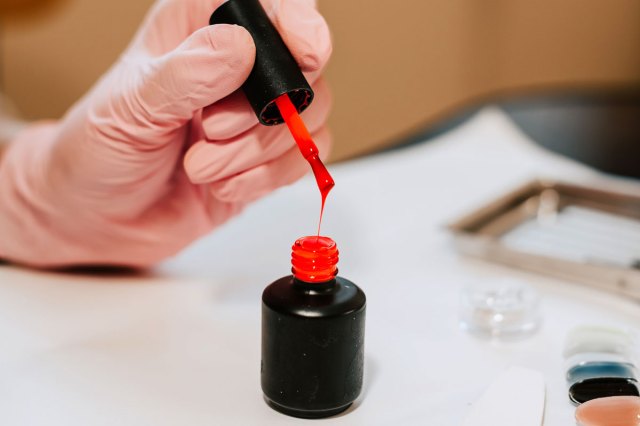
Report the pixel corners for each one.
[131,0,225,56]
[266,0,333,72]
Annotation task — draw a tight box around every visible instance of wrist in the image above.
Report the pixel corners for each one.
[0,121,67,267]
[0,94,27,161]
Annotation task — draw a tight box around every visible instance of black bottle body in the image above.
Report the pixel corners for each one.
[261,275,366,418]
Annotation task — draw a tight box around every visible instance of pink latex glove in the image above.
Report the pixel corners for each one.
[0,0,332,268]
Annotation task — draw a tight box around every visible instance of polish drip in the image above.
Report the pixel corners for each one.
[291,236,339,283]
[275,93,335,235]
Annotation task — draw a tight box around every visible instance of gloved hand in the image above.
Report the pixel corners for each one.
[0,0,332,268]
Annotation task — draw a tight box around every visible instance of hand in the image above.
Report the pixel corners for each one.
[0,0,332,268]
[0,93,26,152]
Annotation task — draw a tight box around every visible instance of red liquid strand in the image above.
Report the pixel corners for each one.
[291,236,339,283]
[275,94,335,236]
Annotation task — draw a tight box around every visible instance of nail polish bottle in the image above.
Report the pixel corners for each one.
[261,236,366,418]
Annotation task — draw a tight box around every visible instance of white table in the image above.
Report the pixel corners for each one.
[1,108,638,426]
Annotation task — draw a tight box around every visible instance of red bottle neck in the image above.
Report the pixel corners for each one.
[291,236,339,283]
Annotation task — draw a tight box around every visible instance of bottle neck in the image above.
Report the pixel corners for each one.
[292,277,336,295]
[291,236,339,284]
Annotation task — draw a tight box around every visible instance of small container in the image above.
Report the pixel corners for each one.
[569,378,640,405]
[459,279,540,339]
[564,352,634,372]
[576,396,640,426]
[567,362,638,385]
[564,326,636,359]
[261,236,366,418]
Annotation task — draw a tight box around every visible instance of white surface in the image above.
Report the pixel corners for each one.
[462,367,545,426]
[1,108,639,426]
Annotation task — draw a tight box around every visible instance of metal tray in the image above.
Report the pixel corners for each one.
[448,180,640,301]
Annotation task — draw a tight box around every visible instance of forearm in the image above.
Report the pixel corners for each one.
[0,121,117,269]
[0,94,27,160]
[0,120,193,269]
[0,123,67,267]
[0,124,25,161]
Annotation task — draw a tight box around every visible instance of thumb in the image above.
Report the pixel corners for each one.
[129,24,255,131]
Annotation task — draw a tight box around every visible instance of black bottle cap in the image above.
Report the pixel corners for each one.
[209,0,314,126]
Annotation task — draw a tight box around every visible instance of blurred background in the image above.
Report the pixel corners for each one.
[1,0,639,177]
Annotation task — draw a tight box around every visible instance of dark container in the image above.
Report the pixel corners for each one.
[209,0,314,126]
[261,275,366,418]
[569,378,640,405]
[566,362,637,385]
